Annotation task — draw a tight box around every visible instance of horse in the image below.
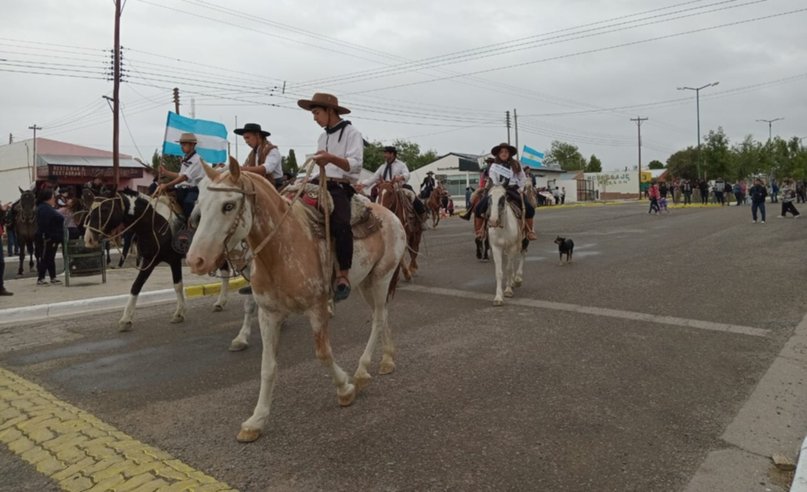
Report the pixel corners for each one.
[426,186,446,228]
[13,188,39,276]
[376,181,422,280]
[77,187,135,267]
[487,185,527,306]
[186,160,407,443]
[83,189,233,331]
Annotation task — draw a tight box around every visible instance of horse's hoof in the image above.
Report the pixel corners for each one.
[354,373,372,391]
[212,304,224,312]
[118,322,133,332]
[504,289,513,298]
[379,360,396,375]
[338,384,356,407]
[493,298,503,306]
[228,340,248,352]
[513,278,523,288]
[170,314,185,324]
[236,427,261,443]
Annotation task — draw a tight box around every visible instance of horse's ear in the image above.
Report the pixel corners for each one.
[18,187,24,194]
[228,155,241,181]
[229,155,239,168]
[201,160,218,182]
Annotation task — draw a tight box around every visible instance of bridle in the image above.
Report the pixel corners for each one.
[206,178,256,273]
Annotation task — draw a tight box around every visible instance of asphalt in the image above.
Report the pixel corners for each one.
[1,201,805,491]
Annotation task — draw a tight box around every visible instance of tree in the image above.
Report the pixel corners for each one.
[647,160,664,170]
[283,149,299,174]
[702,127,733,179]
[362,138,438,172]
[665,147,698,179]
[544,141,585,170]
[151,149,180,174]
[585,154,602,172]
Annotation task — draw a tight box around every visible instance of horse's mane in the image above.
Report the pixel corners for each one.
[120,187,139,197]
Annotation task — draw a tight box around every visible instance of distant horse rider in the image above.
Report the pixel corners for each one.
[234,123,284,189]
[473,143,537,241]
[357,145,427,217]
[157,132,204,227]
[420,171,437,199]
[460,155,493,222]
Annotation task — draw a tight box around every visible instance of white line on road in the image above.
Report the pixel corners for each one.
[399,284,770,338]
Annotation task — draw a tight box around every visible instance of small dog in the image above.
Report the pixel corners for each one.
[554,236,574,265]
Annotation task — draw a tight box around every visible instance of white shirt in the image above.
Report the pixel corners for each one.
[310,122,363,183]
[362,158,410,187]
[262,147,283,180]
[488,161,526,190]
[178,152,204,187]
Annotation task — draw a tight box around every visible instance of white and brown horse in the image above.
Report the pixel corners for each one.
[187,161,407,443]
[487,185,527,306]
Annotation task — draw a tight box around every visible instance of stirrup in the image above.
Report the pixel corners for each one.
[238,285,252,295]
[333,277,351,302]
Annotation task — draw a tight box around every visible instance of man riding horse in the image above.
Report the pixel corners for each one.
[157,133,204,228]
[234,123,284,189]
[472,143,537,241]
[420,171,437,199]
[357,145,427,219]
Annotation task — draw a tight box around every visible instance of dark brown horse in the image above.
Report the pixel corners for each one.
[376,181,423,280]
[13,188,38,275]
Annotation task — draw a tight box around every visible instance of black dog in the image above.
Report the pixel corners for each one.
[554,236,574,264]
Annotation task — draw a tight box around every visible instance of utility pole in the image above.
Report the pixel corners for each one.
[8,133,12,144]
[756,117,784,142]
[630,116,648,199]
[234,115,239,161]
[191,97,196,118]
[505,110,511,145]
[28,124,42,182]
[173,87,180,114]
[513,108,519,157]
[111,0,122,187]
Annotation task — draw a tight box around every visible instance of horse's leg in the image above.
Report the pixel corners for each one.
[409,229,420,274]
[492,241,505,306]
[504,249,514,298]
[353,280,388,390]
[169,258,185,323]
[237,306,285,443]
[307,304,355,407]
[119,261,157,332]
[213,263,229,312]
[17,243,24,276]
[229,294,257,352]
[514,241,526,288]
[105,241,111,265]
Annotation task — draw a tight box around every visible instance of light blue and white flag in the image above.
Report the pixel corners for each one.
[162,112,228,163]
[521,145,545,168]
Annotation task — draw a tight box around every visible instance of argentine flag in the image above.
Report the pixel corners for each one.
[521,145,545,168]
[162,112,228,163]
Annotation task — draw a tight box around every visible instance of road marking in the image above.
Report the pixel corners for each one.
[0,367,236,491]
[400,284,770,338]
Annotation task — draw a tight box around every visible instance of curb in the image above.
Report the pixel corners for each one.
[794,435,807,491]
[0,277,249,326]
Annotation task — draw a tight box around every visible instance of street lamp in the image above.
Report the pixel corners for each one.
[756,117,784,142]
[677,81,719,179]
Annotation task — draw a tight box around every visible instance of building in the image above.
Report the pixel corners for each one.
[0,138,153,200]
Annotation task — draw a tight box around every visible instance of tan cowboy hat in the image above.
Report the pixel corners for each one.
[297,92,351,115]
[176,133,198,144]
[491,142,517,156]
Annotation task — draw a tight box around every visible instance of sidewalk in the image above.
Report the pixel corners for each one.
[0,262,247,325]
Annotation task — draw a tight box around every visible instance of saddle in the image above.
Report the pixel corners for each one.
[283,184,382,239]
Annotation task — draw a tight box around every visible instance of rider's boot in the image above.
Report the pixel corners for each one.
[460,197,478,220]
[474,216,485,239]
[525,218,537,241]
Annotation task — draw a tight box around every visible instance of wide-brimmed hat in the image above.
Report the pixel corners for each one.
[383,146,397,154]
[234,123,270,137]
[426,171,434,175]
[491,142,517,157]
[297,92,351,115]
[176,133,198,144]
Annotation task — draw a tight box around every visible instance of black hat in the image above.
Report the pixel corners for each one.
[383,146,397,154]
[234,123,270,137]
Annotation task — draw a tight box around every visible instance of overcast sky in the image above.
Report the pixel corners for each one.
[1,0,805,170]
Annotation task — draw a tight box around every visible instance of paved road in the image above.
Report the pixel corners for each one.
[1,202,805,491]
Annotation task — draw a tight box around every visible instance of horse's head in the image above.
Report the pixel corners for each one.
[83,194,125,248]
[487,185,507,228]
[187,160,254,274]
[376,181,397,207]
[17,189,36,221]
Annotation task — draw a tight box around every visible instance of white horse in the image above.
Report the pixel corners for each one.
[487,185,526,306]
[186,161,407,443]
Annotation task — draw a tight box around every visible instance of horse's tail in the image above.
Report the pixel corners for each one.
[387,264,402,302]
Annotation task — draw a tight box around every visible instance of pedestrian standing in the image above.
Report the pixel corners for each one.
[779,179,801,218]
[699,180,709,204]
[648,182,661,214]
[682,180,692,205]
[35,189,64,285]
[465,186,472,209]
[770,180,779,203]
[713,178,724,205]
[561,187,566,205]
[749,178,767,223]
[0,202,13,295]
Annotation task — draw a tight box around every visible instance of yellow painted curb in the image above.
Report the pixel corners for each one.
[184,277,249,299]
[0,367,236,491]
